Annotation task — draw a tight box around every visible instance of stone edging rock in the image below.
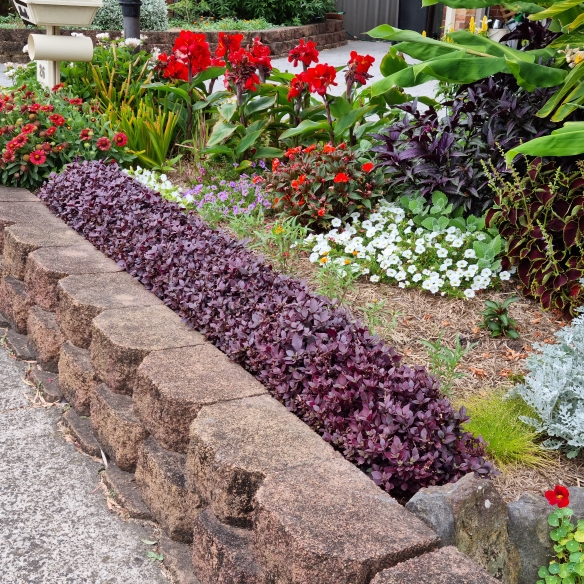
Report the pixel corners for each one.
[0,186,500,583]
[0,20,347,64]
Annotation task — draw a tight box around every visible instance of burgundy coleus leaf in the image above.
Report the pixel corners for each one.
[534,184,554,205]
[553,274,568,290]
[564,219,579,248]
[546,218,565,231]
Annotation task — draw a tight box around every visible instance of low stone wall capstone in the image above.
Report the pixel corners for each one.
[0,20,347,64]
[0,185,502,584]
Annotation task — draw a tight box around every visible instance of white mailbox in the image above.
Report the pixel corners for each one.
[12,0,102,87]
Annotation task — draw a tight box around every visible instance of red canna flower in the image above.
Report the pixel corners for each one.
[334,172,350,183]
[251,37,272,81]
[287,72,308,102]
[79,128,93,141]
[45,126,57,136]
[49,114,65,126]
[29,150,46,165]
[21,123,37,134]
[346,51,375,86]
[545,485,570,508]
[304,64,337,96]
[288,38,319,68]
[216,32,244,58]
[362,162,374,173]
[172,31,212,76]
[96,137,111,151]
[224,48,260,92]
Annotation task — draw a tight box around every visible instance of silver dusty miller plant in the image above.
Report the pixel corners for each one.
[511,292,584,458]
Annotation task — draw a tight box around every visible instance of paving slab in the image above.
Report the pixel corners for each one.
[0,345,167,584]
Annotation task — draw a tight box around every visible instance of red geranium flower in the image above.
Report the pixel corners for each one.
[272,158,280,172]
[29,150,46,165]
[288,38,319,68]
[96,137,111,151]
[113,132,128,147]
[304,64,338,96]
[285,146,302,158]
[79,128,93,141]
[323,143,336,154]
[45,126,57,136]
[291,174,306,189]
[21,123,37,134]
[49,114,66,127]
[304,145,317,153]
[362,162,374,173]
[216,32,244,57]
[317,208,326,217]
[334,172,350,183]
[545,485,570,508]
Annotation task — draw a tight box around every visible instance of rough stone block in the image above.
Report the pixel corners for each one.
[0,275,33,333]
[405,473,520,583]
[57,272,162,349]
[90,305,204,395]
[192,510,263,584]
[253,460,440,584]
[136,437,202,543]
[159,537,201,584]
[0,201,48,252]
[27,305,66,372]
[2,219,85,279]
[25,244,121,311]
[4,329,35,361]
[0,187,39,203]
[102,463,152,520]
[91,383,149,471]
[370,546,500,584]
[187,395,339,527]
[61,407,102,458]
[58,341,100,416]
[507,492,553,584]
[134,344,267,453]
[28,368,63,403]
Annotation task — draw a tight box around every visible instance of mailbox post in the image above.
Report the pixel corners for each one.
[12,0,102,88]
[118,0,141,40]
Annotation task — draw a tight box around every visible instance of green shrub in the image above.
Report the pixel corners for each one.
[462,390,550,471]
[190,0,335,25]
[92,0,168,31]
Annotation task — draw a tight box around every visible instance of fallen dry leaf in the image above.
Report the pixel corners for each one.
[468,366,487,378]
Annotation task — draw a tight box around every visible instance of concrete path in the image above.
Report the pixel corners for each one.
[0,64,10,87]
[0,341,168,584]
[271,39,439,100]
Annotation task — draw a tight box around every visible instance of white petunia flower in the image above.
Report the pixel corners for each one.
[481,268,492,277]
[464,289,475,298]
[437,248,448,258]
[464,248,476,259]
[331,218,341,227]
[370,275,380,283]
[499,271,511,281]
[451,238,464,248]
[407,264,418,274]
[456,260,468,269]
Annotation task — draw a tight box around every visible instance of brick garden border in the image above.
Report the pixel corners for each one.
[0,186,500,584]
[0,20,347,64]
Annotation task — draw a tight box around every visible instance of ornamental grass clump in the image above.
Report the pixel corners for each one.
[39,159,494,497]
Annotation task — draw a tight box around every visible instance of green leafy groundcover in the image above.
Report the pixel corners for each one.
[39,159,494,497]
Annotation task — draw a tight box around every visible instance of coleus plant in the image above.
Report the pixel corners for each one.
[485,158,584,317]
[39,159,494,497]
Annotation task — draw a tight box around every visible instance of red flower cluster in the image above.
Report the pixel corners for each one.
[545,485,570,508]
[223,35,273,93]
[346,51,375,85]
[288,64,337,102]
[157,31,212,81]
[288,38,319,69]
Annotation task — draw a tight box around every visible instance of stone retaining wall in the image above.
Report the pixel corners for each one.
[0,20,347,64]
[0,185,500,583]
